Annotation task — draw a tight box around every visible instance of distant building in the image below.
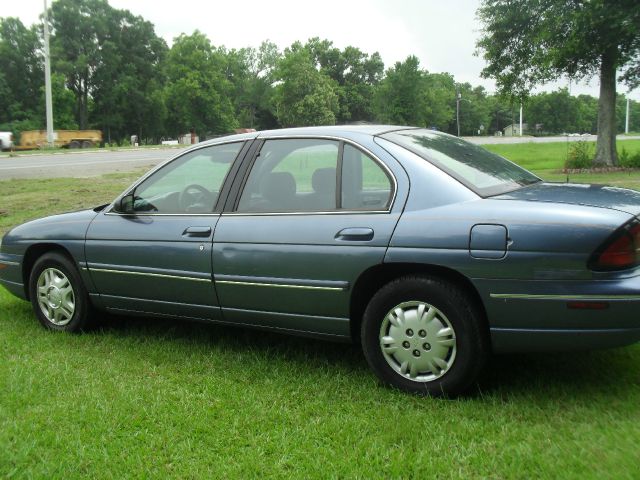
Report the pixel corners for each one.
[503,123,529,136]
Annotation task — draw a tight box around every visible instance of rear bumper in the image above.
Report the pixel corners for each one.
[475,274,640,353]
[490,326,640,353]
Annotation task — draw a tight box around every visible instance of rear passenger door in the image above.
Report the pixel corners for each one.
[212,136,407,338]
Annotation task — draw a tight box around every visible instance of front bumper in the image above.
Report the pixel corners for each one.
[0,252,25,300]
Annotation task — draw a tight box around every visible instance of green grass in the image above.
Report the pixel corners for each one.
[484,140,640,190]
[2,144,640,478]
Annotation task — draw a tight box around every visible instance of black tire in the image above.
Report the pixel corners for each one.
[81,140,93,149]
[28,252,95,332]
[361,275,488,397]
[69,140,81,149]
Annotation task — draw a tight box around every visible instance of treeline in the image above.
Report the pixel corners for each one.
[1,0,639,145]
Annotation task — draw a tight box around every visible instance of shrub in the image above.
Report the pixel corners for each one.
[619,147,640,168]
[565,141,594,169]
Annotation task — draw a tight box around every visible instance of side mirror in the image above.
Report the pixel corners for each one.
[114,193,134,214]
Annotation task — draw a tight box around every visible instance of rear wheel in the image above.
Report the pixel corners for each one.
[69,140,81,149]
[29,252,95,332]
[81,140,93,148]
[361,275,488,397]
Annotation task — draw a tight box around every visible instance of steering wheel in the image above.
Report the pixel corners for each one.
[178,184,214,212]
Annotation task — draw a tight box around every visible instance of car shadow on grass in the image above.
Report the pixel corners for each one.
[97,312,370,374]
[93,313,640,400]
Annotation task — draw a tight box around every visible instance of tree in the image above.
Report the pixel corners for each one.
[226,41,280,130]
[374,56,455,130]
[305,38,384,123]
[50,0,113,129]
[451,83,492,136]
[163,32,237,137]
[477,0,640,165]
[272,46,339,127]
[0,18,43,125]
[90,8,167,142]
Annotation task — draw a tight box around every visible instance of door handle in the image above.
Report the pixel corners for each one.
[183,226,212,237]
[335,227,374,241]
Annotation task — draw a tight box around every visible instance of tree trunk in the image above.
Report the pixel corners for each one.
[594,49,618,166]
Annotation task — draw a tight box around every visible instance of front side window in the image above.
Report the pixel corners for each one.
[132,142,242,214]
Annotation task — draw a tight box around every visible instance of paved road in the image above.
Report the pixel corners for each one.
[1,135,639,179]
[0,147,186,180]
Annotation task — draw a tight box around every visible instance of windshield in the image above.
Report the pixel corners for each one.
[381,129,541,197]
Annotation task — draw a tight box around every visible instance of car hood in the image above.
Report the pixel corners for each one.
[493,182,640,216]
[3,208,101,243]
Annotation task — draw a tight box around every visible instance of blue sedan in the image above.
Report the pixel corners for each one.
[1,125,639,396]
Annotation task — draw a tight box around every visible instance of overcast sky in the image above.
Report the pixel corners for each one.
[4,0,639,100]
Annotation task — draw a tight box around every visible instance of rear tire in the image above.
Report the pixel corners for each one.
[69,140,81,149]
[81,140,93,148]
[29,252,95,332]
[361,275,488,397]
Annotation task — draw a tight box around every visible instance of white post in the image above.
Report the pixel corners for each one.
[456,91,461,137]
[43,0,54,147]
[519,102,523,136]
[626,97,630,134]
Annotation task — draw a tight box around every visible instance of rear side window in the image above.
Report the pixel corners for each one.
[236,138,394,213]
[342,144,393,210]
[237,139,339,212]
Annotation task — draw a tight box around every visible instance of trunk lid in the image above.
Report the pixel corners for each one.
[493,182,640,216]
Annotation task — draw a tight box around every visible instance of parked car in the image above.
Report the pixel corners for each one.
[1,126,639,396]
[0,131,13,150]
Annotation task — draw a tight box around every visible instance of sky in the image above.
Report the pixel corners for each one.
[4,0,639,101]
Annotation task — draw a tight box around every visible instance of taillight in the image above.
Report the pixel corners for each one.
[589,219,640,271]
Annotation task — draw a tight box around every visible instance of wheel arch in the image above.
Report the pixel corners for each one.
[22,243,76,299]
[349,262,489,343]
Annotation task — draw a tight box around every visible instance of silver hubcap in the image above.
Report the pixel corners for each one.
[37,268,75,326]
[379,301,456,382]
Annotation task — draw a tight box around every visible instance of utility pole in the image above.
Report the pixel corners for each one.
[43,0,54,147]
[456,90,461,137]
[519,102,523,136]
[626,97,630,134]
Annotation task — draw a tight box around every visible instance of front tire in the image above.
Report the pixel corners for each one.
[361,275,488,397]
[29,252,94,332]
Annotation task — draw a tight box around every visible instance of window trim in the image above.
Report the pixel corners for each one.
[105,139,251,217]
[227,135,397,216]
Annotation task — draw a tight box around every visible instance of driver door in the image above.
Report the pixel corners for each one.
[85,141,247,320]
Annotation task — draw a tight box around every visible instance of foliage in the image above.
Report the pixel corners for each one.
[1,5,639,145]
[477,0,640,165]
[618,147,640,168]
[373,56,455,130]
[272,46,339,127]
[163,32,238,136]
[306,37,384,123]
[0,18,43,125]
[565,141,595,169]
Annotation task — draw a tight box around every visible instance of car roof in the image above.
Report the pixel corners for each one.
[198,125,419,147]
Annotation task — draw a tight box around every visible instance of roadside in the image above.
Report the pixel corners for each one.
[0,144,185,159]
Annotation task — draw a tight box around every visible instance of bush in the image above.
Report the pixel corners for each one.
[619,147,640,168]
[565,141,594,169]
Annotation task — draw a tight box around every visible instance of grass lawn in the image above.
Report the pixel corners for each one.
[1,143,640,478]
[484,139,640,190]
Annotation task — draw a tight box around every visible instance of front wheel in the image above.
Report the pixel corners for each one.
[361,275,488,397]
[29,252,95,332]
